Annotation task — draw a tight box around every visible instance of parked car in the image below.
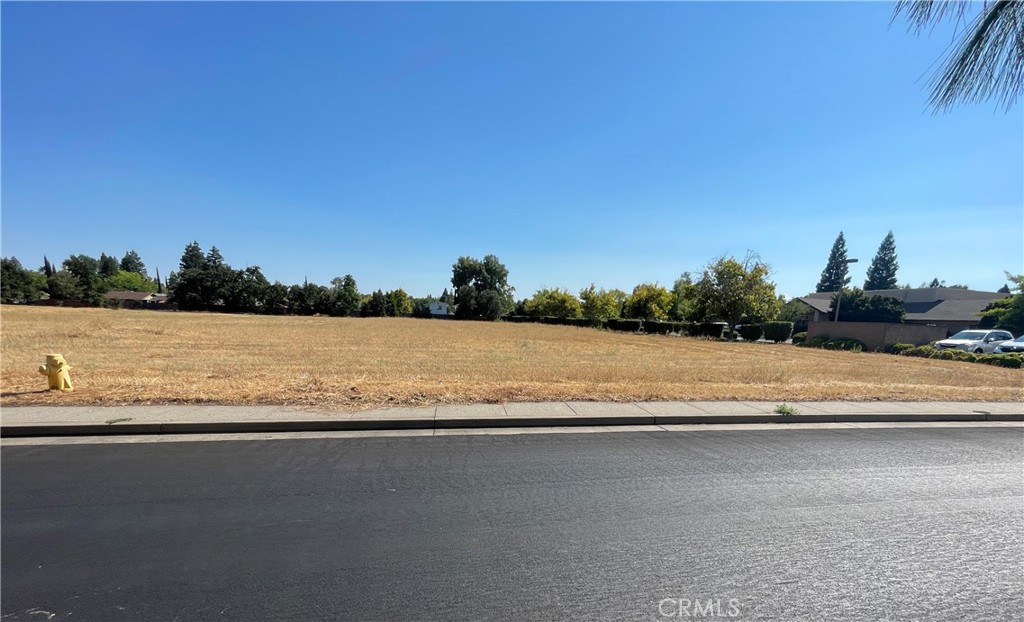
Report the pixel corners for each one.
[934,329,1014,354]
[994,335,1024,354]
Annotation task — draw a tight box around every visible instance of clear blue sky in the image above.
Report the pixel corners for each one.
[2,2,1021,299]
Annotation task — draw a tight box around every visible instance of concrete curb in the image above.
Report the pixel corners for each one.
[1,412,1021,437]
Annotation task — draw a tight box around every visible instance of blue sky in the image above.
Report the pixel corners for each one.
[2,2,1021,299]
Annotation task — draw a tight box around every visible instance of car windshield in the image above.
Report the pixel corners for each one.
[949,331,986,340]
[1014,336,1024,342]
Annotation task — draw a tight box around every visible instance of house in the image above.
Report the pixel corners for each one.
[104,290,169,308]
[428,301,450,317]
[797,287,1005,333]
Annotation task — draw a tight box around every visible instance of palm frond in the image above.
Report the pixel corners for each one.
[893,0,1024,112]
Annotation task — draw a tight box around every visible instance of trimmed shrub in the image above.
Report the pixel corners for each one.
[791,332,807,345]
[901,345,937,358]
[738,324,764,341]
[798,335,865,352]
[690,322,726,338]
[798,335,830,348]
[822,338,866,352]
[977,354,1024,369]
[884,343,915,355]
[762,321,794,343]
[607,318,643,332]
[644,320,686,335]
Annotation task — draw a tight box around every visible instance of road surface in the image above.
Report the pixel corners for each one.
[3,427,1022,621]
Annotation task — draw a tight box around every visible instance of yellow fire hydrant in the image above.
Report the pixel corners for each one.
[38,354,74,392]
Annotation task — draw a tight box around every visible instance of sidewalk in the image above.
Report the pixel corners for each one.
[1,401,1021,437]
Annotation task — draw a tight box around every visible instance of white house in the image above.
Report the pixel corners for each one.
[428,301,450,317]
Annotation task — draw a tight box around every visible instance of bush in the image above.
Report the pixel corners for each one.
[689,322,726,338]
[797,335,865,352]
[738,324,764,341]
[644,320,686,335]
[822,337,866,352]
[885,343,916,355]
[977,354,1024,369]
[791,332,807,345]
[798,335,831,348]
[762,321,794,343]
[606,318,643,333]
[901,345,937,358]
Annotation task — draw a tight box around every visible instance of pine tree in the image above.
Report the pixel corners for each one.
[864,231,900,291]
[815,232,852,293]
[155,267,163,294]
[120,250,147,277]
[98,253,119,279]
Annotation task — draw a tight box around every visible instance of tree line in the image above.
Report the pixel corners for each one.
[3,237,1019,334]
[1,250,158,306]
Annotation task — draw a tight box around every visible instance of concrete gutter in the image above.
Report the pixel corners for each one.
[1,402,1020,438]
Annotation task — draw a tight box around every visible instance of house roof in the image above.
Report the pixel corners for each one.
[796,288,1004,323]
[104,291,168,302]
[795,295,832,314]
[105,290,154,301]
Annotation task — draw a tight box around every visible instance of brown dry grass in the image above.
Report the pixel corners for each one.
[1,306,1021,410]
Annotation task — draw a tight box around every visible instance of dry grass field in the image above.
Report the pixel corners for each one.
[1,306,1021,409]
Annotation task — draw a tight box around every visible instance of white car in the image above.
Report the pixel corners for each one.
[994,335,1024,354]
[934,329,1014,354]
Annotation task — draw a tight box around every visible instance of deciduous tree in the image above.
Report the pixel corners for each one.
[622,283,673,321]
[579,285,626,322]
[693,254,779,332]
[1,257,45,303]
[523,288,582,319]
[451,255,514,320]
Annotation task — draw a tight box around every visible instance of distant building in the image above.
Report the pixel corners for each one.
[428,301,450,317]
[104,290,169,308]
[797,287,1004,333]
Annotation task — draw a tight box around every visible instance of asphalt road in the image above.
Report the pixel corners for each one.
[2,427,1022,621]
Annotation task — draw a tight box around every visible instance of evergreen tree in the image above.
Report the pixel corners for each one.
[155,267,163,294]
[42,256,54,279]
[179,242,205,271]
[98,253,120,279]
[362,290,387,317]
[120,250,147,277]
[170,242,206,310]
[815,232,852,293]
[863,231,899,291]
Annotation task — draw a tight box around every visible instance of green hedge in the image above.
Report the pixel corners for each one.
[738,324,764,341]
[606,318,643,332]
[791,332,807,345]
[643,320,686,335]
[896,345,1023,368]
[884,343,916,355]
[689,322,726,338]
[762,321,794,343]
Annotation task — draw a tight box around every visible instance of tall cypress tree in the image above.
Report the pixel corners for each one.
[864,231,899,290]
[815,232,852,293]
